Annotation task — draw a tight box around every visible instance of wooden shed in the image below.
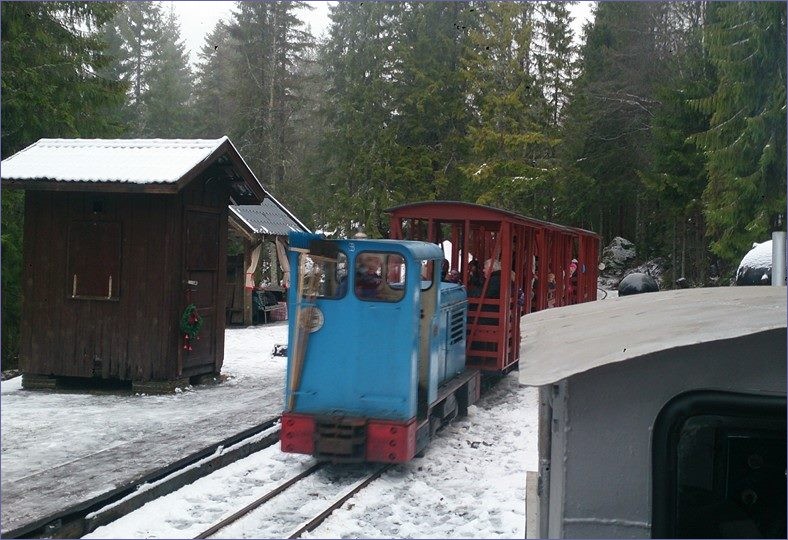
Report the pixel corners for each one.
[226,200,310,326]
[519,287,786,538]
[1,138,268,392]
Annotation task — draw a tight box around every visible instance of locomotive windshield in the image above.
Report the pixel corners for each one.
[354,251,406,302]
[298,251,348,299]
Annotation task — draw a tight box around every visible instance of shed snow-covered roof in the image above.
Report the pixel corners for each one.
[230,199,310,237]
[1,137,266,203]
[518,286,787,386]
[2,138,229,184]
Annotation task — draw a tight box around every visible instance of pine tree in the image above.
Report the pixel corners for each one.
[103,2,164,135]
[461,2,554,217]
[142,6,195,137]
[1,2,125,369]
[315,1,401,235]
[694,1,787,265]
[192,20,239,138]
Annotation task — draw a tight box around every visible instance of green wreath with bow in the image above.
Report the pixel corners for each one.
[180,304,204,351]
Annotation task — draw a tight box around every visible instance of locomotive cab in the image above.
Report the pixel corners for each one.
[280,232,480,463]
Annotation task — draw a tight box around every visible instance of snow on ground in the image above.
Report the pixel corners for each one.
[4,290,628,537]
[85,371,536,539]
[0,324,290,533]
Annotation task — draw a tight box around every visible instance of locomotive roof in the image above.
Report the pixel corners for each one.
[518,286,787,386]
[288,232,445,261]
[387,200,599,238]
[343,237,445,260]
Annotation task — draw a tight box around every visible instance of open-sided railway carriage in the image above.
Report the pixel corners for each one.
[520,287,787,538]
[388,201,600,373]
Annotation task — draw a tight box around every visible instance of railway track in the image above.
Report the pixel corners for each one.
[7,418,282,539]
[194,463,392,539]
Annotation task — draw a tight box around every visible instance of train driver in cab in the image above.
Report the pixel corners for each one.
[355,253,384,298]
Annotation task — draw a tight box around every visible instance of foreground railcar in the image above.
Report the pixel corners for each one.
[388,201,600,374]
[280,232,480,463]
[519,287,787,538]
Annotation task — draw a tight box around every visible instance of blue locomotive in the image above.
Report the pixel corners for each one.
[280,232,480,463]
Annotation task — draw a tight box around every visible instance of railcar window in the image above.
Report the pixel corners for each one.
[299,251,348,299]
[355,252,406,302]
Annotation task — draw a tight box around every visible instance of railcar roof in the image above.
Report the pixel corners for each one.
[387,200,599,238]
[518,286,787,386]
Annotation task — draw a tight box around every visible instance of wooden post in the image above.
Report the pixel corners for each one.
[243,238,253,326]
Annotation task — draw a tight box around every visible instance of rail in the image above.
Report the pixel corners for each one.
[194,463,391,539]
[6,418,282,539]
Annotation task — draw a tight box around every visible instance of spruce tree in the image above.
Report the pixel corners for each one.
[226,1,314,193]
[461,2,554,217]
[192,21,239,138]
[1,1,125,369]
[694,1,787,265]
[142,7,195,137]
[315,1,401,235]
[103,2,164,135]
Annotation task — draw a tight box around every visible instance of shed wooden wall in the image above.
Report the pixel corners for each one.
[20,174,230,382]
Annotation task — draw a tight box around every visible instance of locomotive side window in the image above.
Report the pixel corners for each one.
[355,251,406,302]
[421,260,434,291]
[652,391,786,539]
[299,251,348,299]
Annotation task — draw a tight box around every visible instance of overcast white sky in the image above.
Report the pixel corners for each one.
[169,1,333,65]
[170,1,595,67]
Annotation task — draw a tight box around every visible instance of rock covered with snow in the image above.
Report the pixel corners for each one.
[600,237,636,277]
[736,240,772,286]
[617,272,659,296]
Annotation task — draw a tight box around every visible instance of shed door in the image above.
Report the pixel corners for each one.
[181,207,221,375]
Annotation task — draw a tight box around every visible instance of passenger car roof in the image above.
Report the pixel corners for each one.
[518,287,787,386]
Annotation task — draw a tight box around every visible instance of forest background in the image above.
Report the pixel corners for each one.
[1,1,786,368]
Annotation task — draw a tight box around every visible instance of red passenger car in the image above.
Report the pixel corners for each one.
[388,202,600,374]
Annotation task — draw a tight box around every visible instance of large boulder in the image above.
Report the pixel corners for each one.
[736,240,772,286]
[600,237,637,277]
[618,272,659,296]
[624,257,667,289]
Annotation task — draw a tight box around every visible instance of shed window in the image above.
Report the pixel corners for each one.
[68,221,121,300]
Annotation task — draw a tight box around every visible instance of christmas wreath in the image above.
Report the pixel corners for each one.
[180,304,204,351]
